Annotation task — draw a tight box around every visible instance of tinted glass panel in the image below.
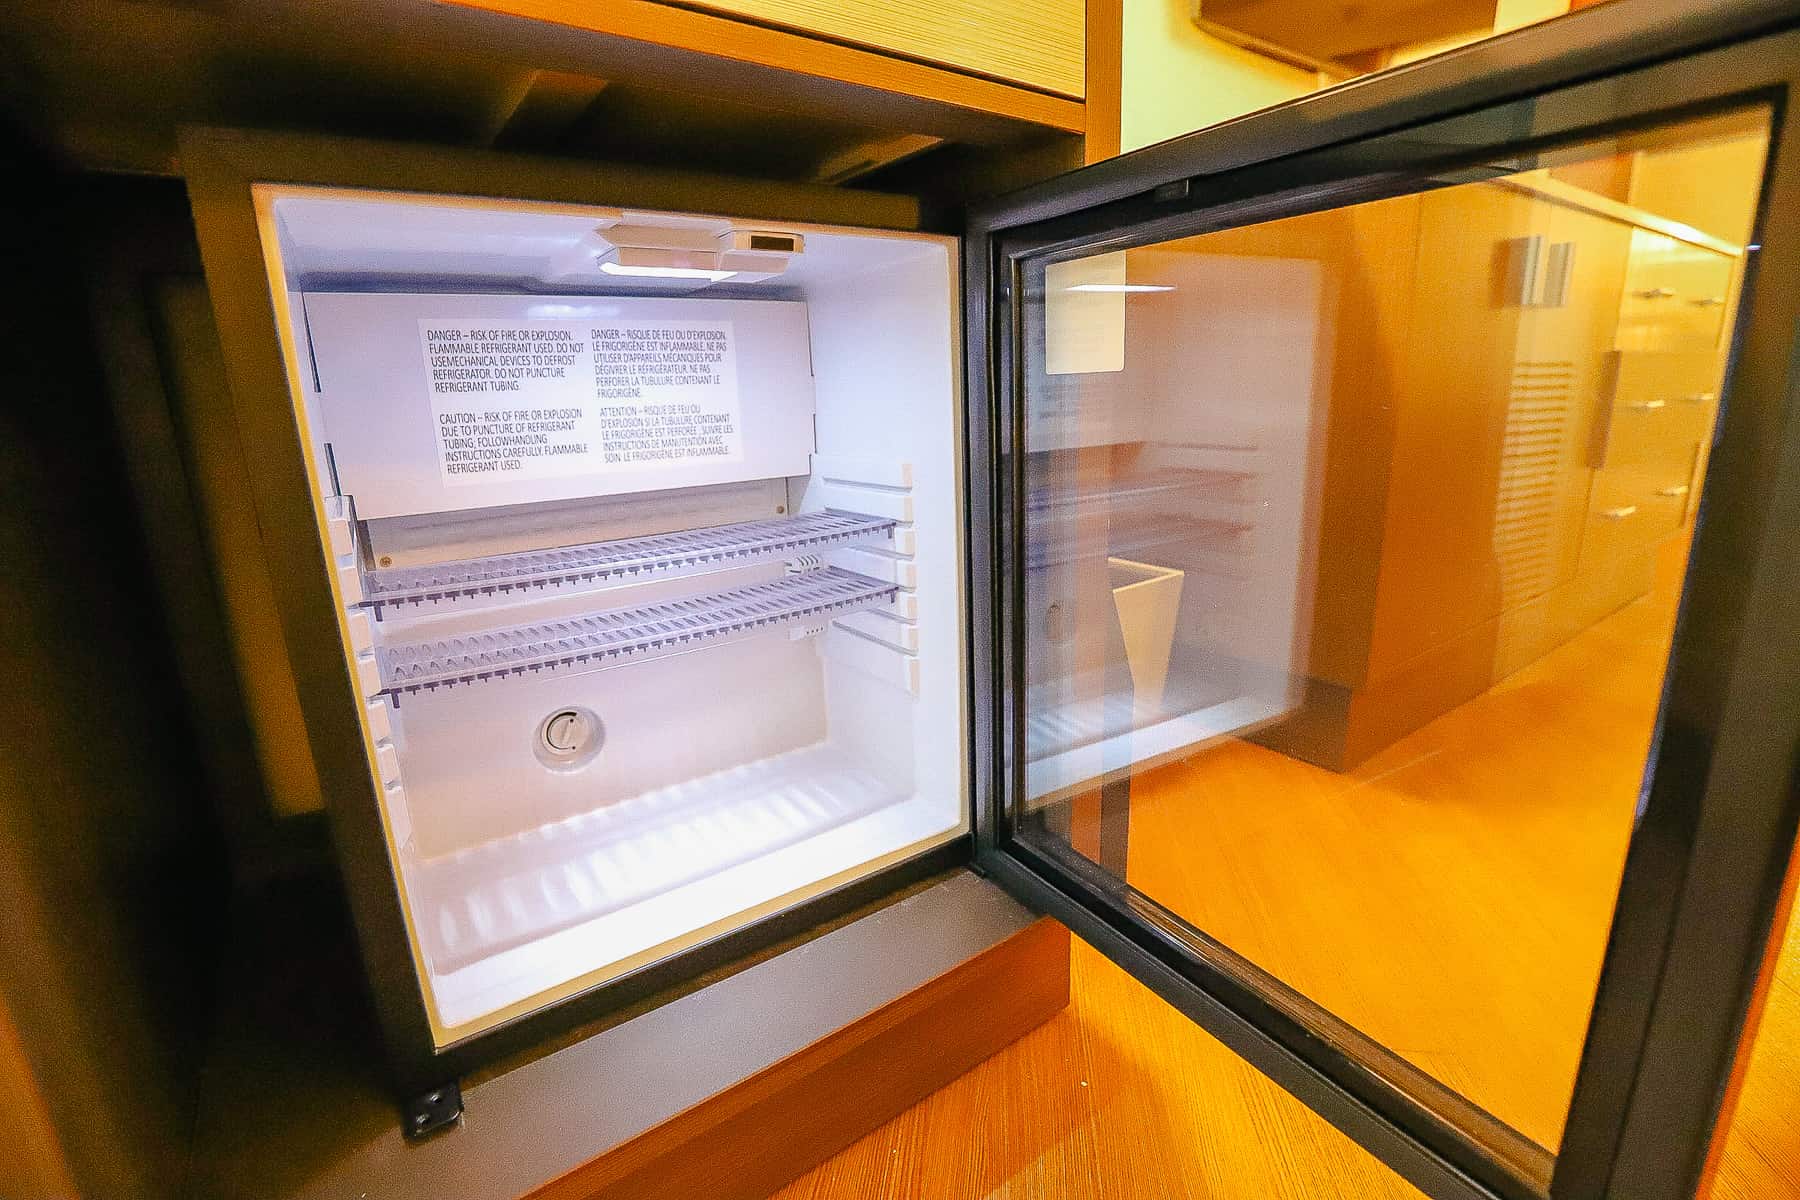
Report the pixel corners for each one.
[1013,107,1770,1149]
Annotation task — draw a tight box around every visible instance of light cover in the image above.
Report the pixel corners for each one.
[601,260,738,281]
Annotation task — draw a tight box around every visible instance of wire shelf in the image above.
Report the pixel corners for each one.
[1025,466,1250,514]
[361,509,897,614]
[377,566,896,698]
[1022,466,1252,569]
[1026,512,1249,570]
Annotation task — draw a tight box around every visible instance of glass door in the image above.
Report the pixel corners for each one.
[969,5,1800,1198]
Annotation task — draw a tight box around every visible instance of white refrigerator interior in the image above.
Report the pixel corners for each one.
[259,189,968,1040]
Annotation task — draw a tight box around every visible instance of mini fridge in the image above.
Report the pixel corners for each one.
[183,3,1800,1195]
[263,200,968,1047]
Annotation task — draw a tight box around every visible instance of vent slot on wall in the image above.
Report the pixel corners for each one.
[1493,360,1578,605]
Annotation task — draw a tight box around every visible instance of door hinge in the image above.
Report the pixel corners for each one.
[403,1080,463,1139]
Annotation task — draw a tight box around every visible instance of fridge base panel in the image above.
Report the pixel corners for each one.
[190,872,1062,1200]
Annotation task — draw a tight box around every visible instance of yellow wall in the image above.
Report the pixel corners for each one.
[1120,0,1574,153]
[1494,0,1570,31]
[1121,0,1315,152]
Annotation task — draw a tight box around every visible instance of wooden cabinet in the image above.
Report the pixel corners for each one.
[1600,352,1719,467]
[1519,202,1635,577]
[1264,175,1743,772]
[435,0,1090,155]
[1357,184,1526,686]
[0,0,1092,183]
[678,0,1086,97]
[1360,186,1630,691]
[1591,349,1714,536]
[1617,231,1737,352]
[1582,467,1690,566]
[1582,227,1732,577]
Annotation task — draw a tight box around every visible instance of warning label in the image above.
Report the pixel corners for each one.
[419,319,741,484]
[591,324,739,465]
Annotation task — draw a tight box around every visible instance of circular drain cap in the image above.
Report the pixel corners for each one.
[535,707,603,771]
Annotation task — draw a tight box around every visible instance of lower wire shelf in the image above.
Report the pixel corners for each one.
[377,565,897,700]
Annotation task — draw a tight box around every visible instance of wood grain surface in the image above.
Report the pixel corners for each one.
[773,937,1432,1198]
[1083,0,1122,162]
[1117,568,1663,1148]
[670,0,1085,97]
[1708,869,1800,1200]
[436,0,1086,133]
[773,534,1799,1197]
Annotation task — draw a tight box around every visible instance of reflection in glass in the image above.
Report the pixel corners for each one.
[1016,109,1770,1149]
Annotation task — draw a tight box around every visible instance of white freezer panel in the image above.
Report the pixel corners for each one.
[302,292,817,519]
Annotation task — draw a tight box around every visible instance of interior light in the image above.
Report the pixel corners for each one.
[601,261,739,282]
[1065,283,1176,293]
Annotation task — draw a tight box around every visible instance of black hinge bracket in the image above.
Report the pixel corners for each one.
[403,1080,463,1139]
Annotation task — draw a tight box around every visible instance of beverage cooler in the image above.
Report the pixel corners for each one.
[185,153,986,1077]
[182,3,1800,1195]
[279,205,967,1043]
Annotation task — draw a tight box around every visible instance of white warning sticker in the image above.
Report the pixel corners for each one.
[591,321,741,468]
[419,318,741,484]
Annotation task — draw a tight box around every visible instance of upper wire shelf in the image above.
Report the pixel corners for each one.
[1024,466,1251,514]
[1024,465,1252,570]
[361,509,897,615]
[1026,512,1250,570]
[377,566,896,699]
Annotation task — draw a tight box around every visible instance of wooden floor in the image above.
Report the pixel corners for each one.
[1713,909,1800,1200]
[1116,568,1682,1148]
[775,548,1799,1198]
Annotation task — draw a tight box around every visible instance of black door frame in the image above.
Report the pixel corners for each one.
[965,4,1800,1198]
